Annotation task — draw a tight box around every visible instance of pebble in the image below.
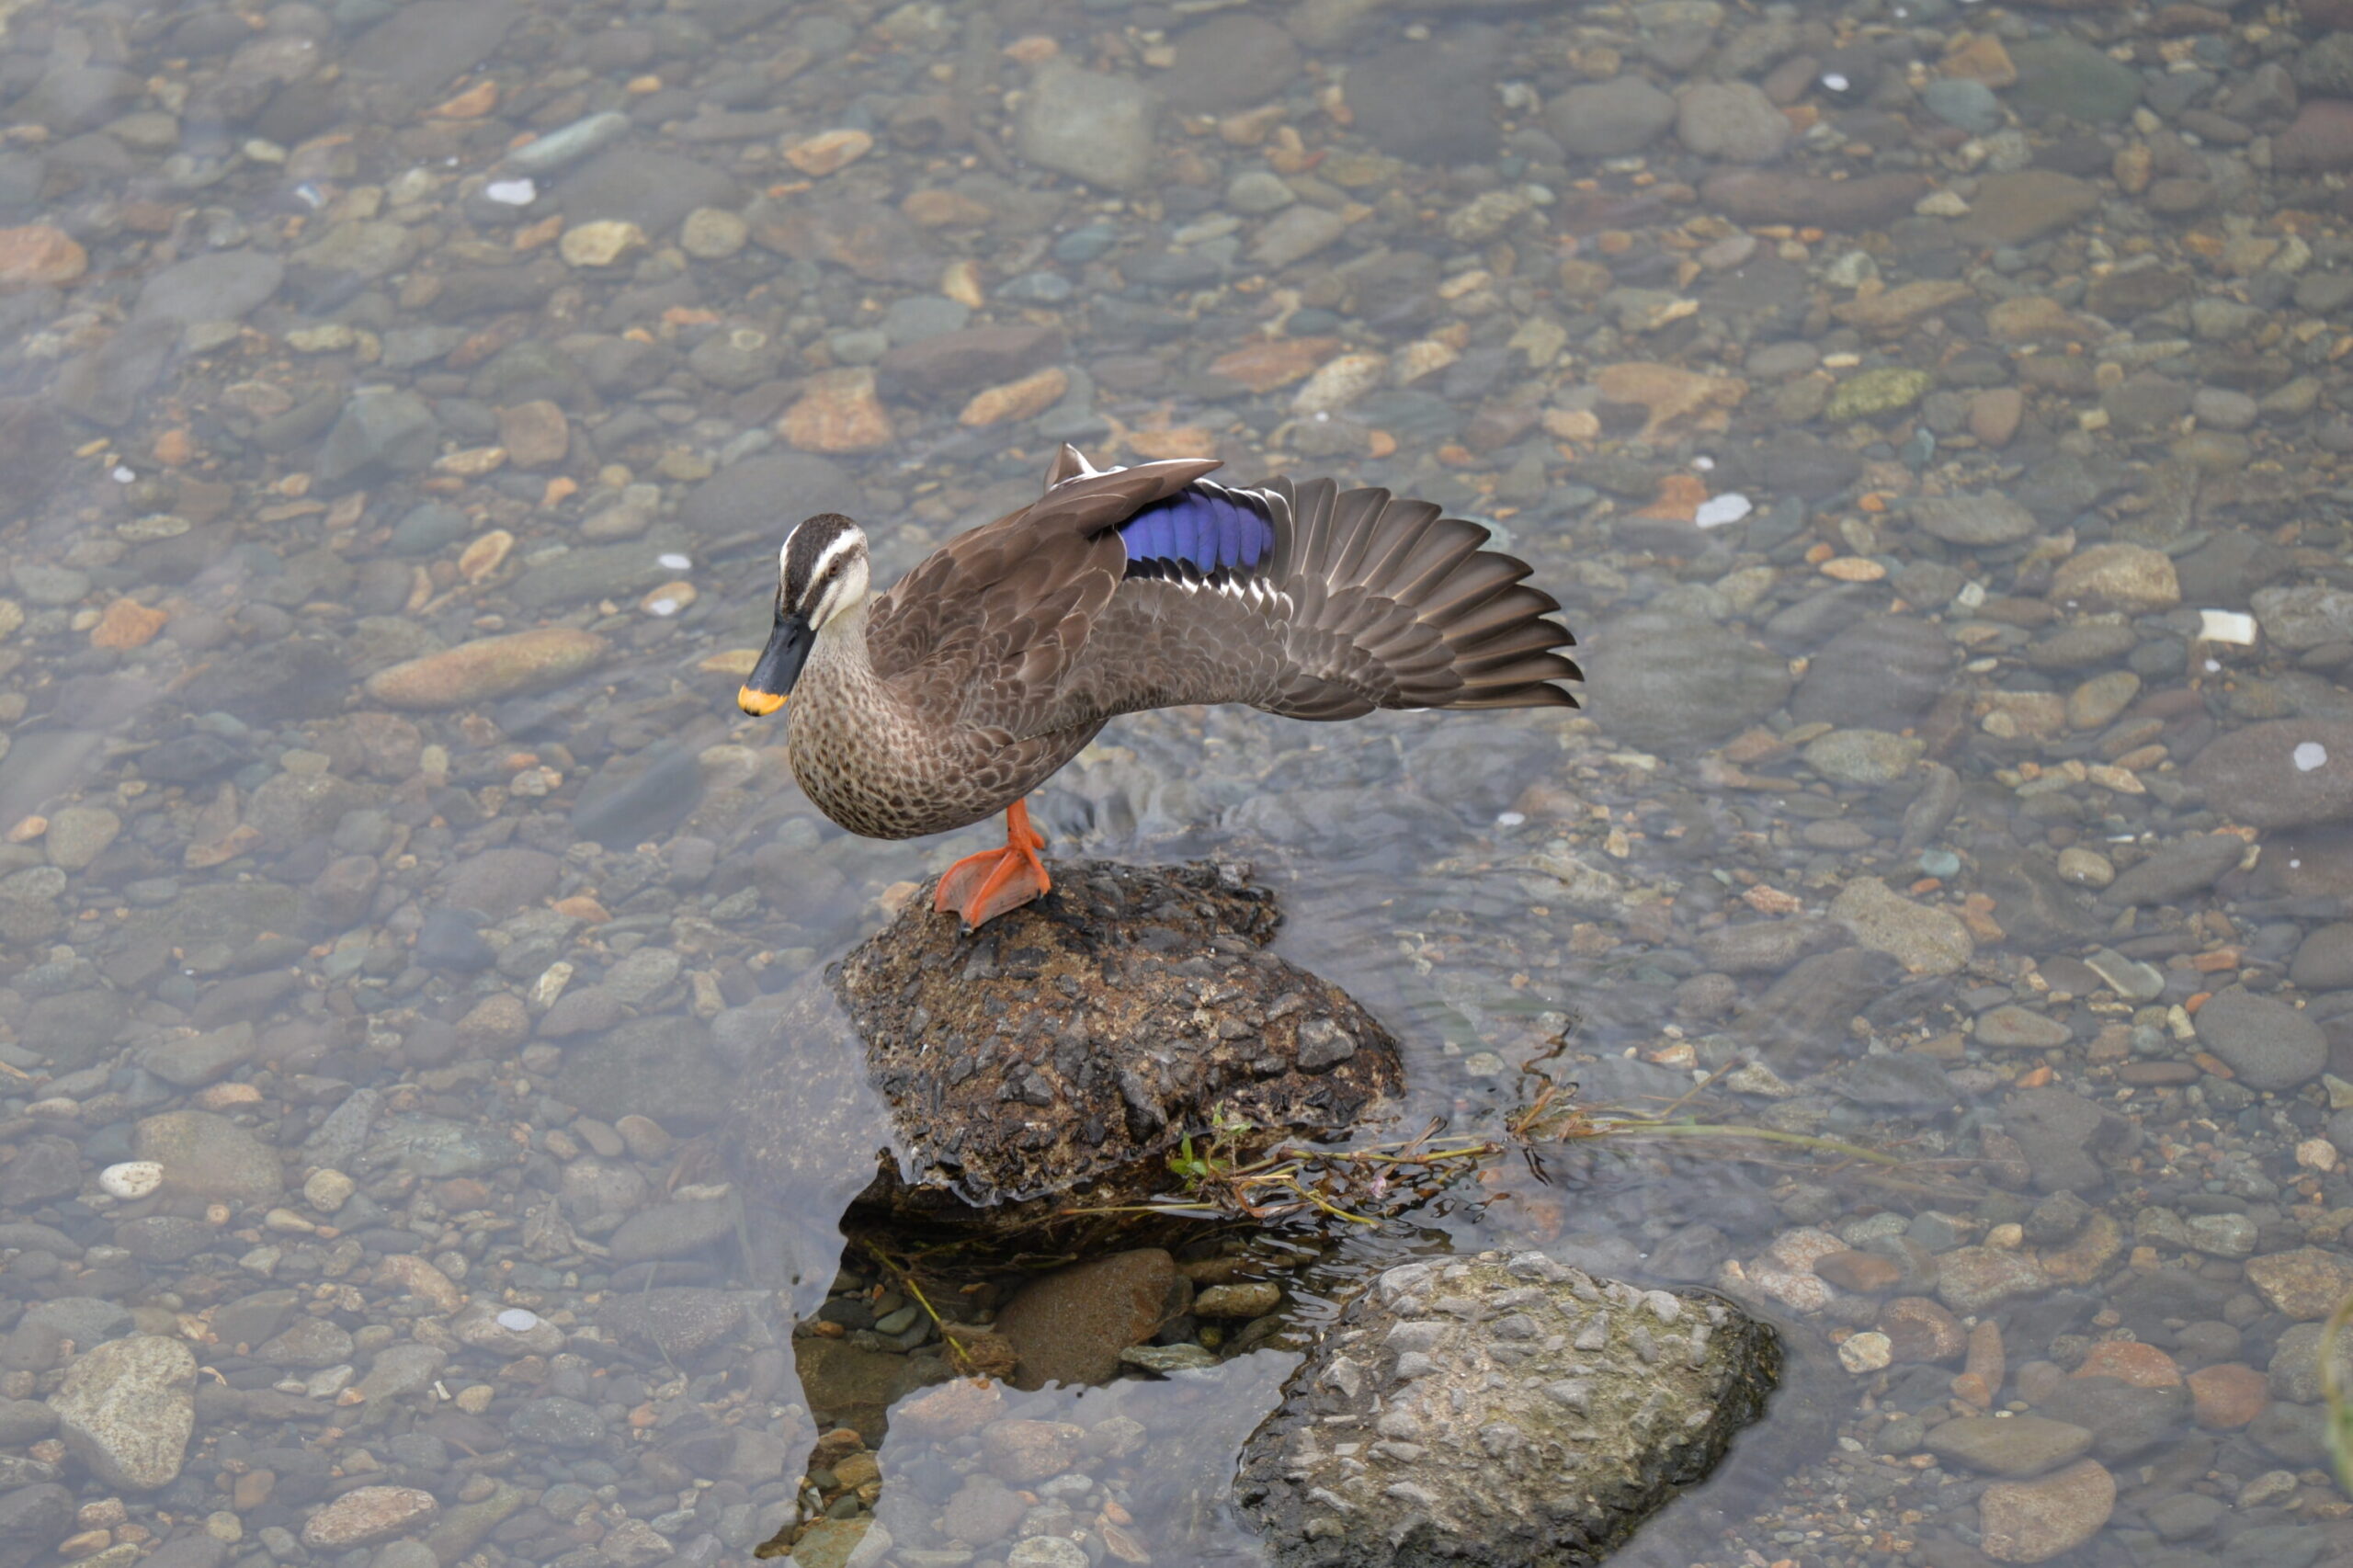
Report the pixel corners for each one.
[558,220,644,268]
[0,223,86,286]
[362,629,610,710]
[97,1162,164,1199]
[1017,62,1158,191]
[300,1487,439,1550]
[47,1336,196,1492]
[1926,1415,2092,1478]
[2245,1248,2353,1320]
[679,207,748,259]
[2193,986,2327,1090]
[1979,1459,2115,1563]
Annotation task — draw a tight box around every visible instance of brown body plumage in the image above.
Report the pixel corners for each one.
[738,446,1580,923]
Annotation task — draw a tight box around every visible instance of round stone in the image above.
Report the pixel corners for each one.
[678,207,748,260]
[99,1161,165,1199]
[559,220,645,268]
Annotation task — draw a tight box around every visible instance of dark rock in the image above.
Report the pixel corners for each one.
[439,848,560,920]
[347,0,518,95]
[1738,948,1906,1065]
[113,1217,216,1265]
[178,637,349,723]
[680,455,865,540]
[733,859,1404,1232]
[2186,720,2353,828]
[139,732,244,785]
[606,1198,736,1265]
[597,1290,744,1358]
[2099,833,2245,907]
[21,989,131,1071]
[995,1250,1190,1390]
[1585,612,1793,756]
[2030,1378,2189,1462]
[1162,16,1299,114]
[1790,616,1955,732]
[556,149,740,237]
[15,67,140,134]
[2195,985,2328,1091]
[507,1396,604,1449]
[54,318,178,429]
[551,1016,733,1130]
[1699,170,1927,232]
[1976,848,2103,949]
[745,193,937,286]
[1347,29,1502,165]
[0,1483,74,1568]
[877,326,1067,402]
[0,1136,79,1209]
[316,389,439,483]
[1545,76,1677,158]
[414,909,495,973]
[570,747,705,848]
[2003,1086,2139,1193]
[134,251,283,324]
[1237,1251,1777,1567]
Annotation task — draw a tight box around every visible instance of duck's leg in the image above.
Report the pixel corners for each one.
[933,797,1051,931]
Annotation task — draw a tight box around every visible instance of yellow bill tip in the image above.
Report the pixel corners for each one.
[736,686,787,717]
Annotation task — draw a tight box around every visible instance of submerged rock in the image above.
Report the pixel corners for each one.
[1235,1250,1778,1567]
[731,859,1403,1230]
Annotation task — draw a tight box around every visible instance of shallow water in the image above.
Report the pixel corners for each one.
[7,0,2353,1565]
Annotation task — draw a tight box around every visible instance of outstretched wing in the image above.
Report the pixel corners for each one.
[863,456,1220,736]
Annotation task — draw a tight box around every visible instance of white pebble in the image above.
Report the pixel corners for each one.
[656,552,693,572]
[495,1308,542,1332]
[2295,741,2329,773]
[99,1161,165,1199]
[1694,493,1752,529]
[484,178,537,206]
[2199,608,2257,646]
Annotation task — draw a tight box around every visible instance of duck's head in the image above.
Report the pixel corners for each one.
[737,513,870,718]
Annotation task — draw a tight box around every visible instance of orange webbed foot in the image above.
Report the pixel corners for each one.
[933,799,1051,932]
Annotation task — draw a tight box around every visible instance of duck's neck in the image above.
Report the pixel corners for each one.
[805,596,875,685]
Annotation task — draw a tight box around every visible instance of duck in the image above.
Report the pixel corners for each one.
[735,445,1581,931]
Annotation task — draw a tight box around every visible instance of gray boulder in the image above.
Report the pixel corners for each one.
[1236,1250,1777,1566]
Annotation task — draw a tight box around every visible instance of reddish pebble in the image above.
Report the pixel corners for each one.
[1879,1296,1969,1364]
[2073,1340,2181,1389]
[2187,1362,2268,1429]
[0,223,87,287]
[1812,1250,1904,1292]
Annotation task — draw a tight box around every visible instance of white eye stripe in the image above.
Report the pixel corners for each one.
[801,530,861,593]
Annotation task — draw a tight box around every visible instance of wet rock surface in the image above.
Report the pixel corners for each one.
[733,859,1403,1227]
[1236,1250,1778,1567]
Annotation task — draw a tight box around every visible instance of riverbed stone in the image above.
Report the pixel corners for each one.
[995,1251,1191,1392]
[1584,612,1792,756]
[131,1111,282,1203]
[733,859,1403,1232]
[2194,986,2327,1090]
[1017,62,1158,191]
[47,1335,196,1491]
[1978,1458,2115,1563]
[1236,1251,1777,1567]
